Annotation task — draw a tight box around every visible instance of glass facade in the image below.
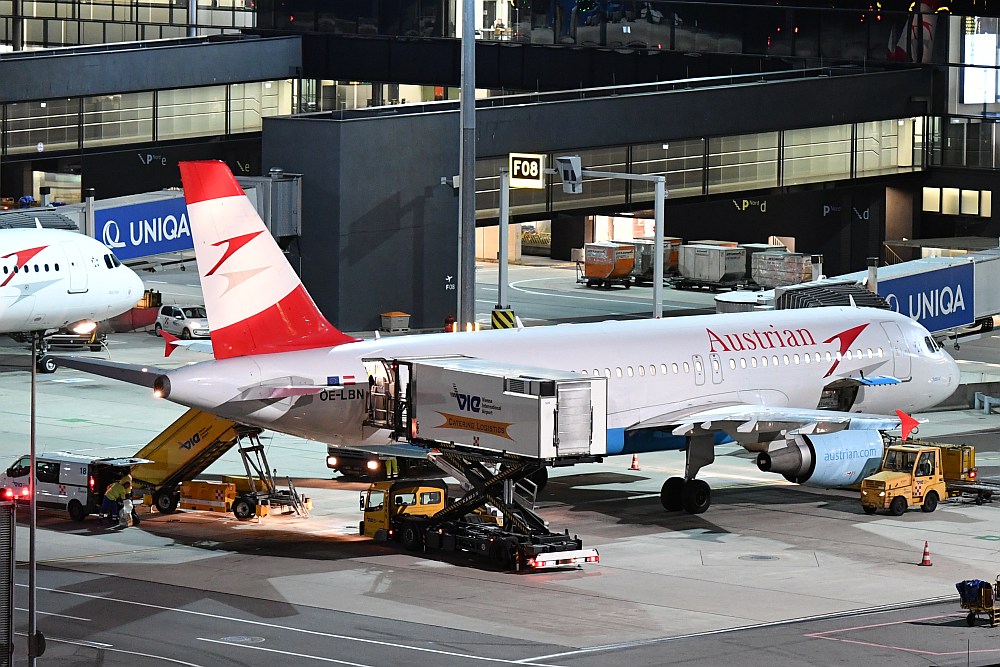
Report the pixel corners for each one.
[0,81,293,156]
[474,118,923,220]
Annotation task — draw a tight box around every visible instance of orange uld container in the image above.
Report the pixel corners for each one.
[584,242,617,280]
[610,243,636,279]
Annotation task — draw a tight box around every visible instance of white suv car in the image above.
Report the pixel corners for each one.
[154,305,210,339]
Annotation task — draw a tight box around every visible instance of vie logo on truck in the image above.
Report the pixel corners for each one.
[179,426,214,450]
[451,384,485,413]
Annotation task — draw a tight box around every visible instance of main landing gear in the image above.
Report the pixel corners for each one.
[659,434,715,514]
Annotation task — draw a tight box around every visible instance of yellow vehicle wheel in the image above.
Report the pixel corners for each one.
[889,497,907,516]
[862,505,877,515]
[921,491,939,513]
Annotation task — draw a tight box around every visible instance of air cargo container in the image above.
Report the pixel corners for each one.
[678,244,746,285]
[581,241,634,288]
[751,251,813,288]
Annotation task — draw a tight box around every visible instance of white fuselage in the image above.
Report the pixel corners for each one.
[0,228,144,333]
[158,307,959,456]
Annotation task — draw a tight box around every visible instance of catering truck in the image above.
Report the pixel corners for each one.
[360,478,598,571]
[357,357,607,570]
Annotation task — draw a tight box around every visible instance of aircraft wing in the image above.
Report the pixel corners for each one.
[633,404,916,449]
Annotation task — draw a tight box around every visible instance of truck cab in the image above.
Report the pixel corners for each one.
[360,479,447,541]
[860,444,947,515]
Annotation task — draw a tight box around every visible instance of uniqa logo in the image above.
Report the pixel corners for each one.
[102,213,191,249]
[885,284,965,320]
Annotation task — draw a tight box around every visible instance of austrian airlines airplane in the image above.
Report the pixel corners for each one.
[1,226,144,372]
[59,162,960,514]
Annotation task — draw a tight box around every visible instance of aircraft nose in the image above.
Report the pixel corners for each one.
[124,265,145,301]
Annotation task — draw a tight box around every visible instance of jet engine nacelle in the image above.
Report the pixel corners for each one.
[755,431,884,487]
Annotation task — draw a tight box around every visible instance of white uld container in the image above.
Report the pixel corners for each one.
[679,245,746,283]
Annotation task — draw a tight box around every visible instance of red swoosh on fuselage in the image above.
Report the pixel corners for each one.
[0,245,48,287]
[823,323,869,377]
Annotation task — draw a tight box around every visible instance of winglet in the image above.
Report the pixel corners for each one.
[895,410,920,441]
[161,330,180,358]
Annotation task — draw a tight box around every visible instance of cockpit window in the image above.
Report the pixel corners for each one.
[924,336,939,353]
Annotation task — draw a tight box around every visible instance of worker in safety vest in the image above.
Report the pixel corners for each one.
[100,477,128,523]
[385,457,399,479]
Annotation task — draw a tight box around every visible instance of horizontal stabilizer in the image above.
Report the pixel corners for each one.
[53,356,166,388]
[161,330,214,357]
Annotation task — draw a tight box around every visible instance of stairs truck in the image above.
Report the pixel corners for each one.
[132,407,309,521]
[860,441,999,515]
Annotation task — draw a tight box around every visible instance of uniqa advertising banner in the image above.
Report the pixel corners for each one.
[878,263,975,332]
[96,196,192,261]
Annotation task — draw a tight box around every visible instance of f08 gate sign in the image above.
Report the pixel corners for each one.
[878,263,974,333]
[508,153,545,189]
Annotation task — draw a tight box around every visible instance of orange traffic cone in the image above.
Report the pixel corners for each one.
[629,454,640,471]
[918,540,933,566]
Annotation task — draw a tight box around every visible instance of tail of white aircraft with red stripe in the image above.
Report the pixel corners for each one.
[179,160,358,359]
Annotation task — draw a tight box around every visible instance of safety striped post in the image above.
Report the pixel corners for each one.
[492,307,516,329]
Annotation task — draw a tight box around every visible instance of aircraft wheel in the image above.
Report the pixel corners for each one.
[233,496,256,521]
[153,488,179,514]
[68,500,87,522]
[528,466,548,492]
[921,491,939,513]
[660,477,685,511]
[862,505,877,515]
[682,479,711,514]
[37,356,57,374]
[889,496,907,516]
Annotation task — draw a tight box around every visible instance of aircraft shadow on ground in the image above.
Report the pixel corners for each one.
[541,474,987,527]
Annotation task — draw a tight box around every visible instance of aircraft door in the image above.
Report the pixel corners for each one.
[692,355,705,386]
[60,241,88,293]
[880,322,911,380]
[709,353,724,384]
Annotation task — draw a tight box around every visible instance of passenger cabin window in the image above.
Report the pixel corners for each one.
[638,365,644,377]
[649,365,656,376]
[683,362,690,374]
[627,366,634,377]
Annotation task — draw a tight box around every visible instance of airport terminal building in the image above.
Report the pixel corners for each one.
[0,0,998,328]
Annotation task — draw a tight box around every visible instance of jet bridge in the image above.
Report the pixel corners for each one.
[363,356,608,462]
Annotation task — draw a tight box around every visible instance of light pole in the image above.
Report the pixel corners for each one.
[27,334,44,664]
[457,0,477,330]
[555,156,668,318]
